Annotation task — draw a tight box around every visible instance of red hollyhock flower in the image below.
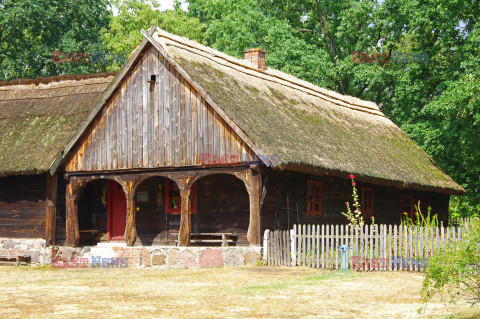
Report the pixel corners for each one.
[352,181,356,186]
[370,216,373,220]
[349,174,356,179]
[345,202,348,206]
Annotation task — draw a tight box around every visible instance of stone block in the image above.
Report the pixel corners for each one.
[180,250,197,268]
[3,240,15,249]
[199,249,223,268]
[141,248,152,267]
[59,247,80,261]
[224,249,242,267]
[243,251,261,265]
[167,248,180,267]
[152,254,167,266]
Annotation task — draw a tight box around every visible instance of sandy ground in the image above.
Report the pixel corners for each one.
[0,266,478,318]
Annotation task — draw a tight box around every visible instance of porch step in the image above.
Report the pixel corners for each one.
[95,242,127,248]
[82,246,121,259]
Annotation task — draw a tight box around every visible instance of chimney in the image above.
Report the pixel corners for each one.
[244,48,266,71]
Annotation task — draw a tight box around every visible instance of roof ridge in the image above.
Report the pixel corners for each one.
[153,28,380,114]
[0,72,117,88]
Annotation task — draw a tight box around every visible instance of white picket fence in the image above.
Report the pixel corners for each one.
[263,223,471,271]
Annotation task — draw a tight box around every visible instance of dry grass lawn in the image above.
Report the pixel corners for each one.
[0,266,478,318]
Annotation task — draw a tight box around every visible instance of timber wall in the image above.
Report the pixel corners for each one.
[261,171,450,229]
[0,174,47,238]
[65,45,256,172]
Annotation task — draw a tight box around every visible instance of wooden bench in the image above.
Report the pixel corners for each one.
[0,255,31,266]
[175,233,242,246]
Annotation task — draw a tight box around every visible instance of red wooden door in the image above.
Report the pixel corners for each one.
[108,180,126,241]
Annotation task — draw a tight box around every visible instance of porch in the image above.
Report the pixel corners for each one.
[64,166,263,248]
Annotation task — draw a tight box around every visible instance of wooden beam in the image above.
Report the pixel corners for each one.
[246,169,262,246]
[65,179,80,247]
[45,174,57,246]
[123,179,137,246]
[178,186,192,246]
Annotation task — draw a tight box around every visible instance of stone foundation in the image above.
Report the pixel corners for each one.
[0,238,262,268]
[48,245,261,268]
[113,246,262,268]
[0,238,46,265]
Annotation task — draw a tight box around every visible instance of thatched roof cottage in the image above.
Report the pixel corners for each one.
[0,27,464,251]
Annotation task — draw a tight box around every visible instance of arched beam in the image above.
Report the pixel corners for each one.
[65,166,262,247]
[65,175,136,247]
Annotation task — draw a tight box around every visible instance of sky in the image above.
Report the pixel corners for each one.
[147,0,189,11]
[157,0,177,10]
[112,0,188,15]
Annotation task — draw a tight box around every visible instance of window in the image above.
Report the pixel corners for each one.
[306,181,322,215]
[165,179,197,213]
[362,187,374,216]
[400,195,417,220]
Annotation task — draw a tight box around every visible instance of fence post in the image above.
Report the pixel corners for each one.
[291,226,296,266]
[263,229,270,262]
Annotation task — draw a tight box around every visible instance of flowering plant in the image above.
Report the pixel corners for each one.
[342,174,365,226]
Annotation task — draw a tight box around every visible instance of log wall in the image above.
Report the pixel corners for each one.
[0,174,47,238]
[260,170,450,229]
[66,45,255,172]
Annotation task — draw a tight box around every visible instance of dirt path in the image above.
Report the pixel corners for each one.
[0,266,477,318]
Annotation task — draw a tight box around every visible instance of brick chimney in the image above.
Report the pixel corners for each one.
[244,48,266,71]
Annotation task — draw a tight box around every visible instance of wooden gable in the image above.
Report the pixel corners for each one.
[65,45,256,172]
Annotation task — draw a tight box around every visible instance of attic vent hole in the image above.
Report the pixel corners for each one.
[148,74,157,83]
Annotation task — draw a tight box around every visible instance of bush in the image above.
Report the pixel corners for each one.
[421,219,480,306]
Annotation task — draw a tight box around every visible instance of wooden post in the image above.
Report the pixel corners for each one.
[123,179,137,246]
[65,179,80,247]
[178,176,193,246]
[246,169,261,246]
[46,174,57,246]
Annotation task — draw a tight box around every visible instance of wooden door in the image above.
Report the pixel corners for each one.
[108,180,126,240]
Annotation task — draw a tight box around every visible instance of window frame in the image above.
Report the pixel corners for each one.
[306,180,322,215]
[164,179,197,214]
[362,187,374,216]
[400,194,417,220]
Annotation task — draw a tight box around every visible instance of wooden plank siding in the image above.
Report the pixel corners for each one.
[66,46,255,172]
[0,174,48,238]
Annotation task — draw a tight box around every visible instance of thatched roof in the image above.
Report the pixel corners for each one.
[0,73,115,176]
[150,28,464,195]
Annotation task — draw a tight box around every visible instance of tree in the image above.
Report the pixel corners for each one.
[403,19,480,215]
[101,0,204,65]
[0,0,112,80]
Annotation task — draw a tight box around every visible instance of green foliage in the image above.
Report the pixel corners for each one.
[101,0,204,67]
[450,196,480,221]
[401,203,441,228]
[421,218,480,306]
[0,0,112,80]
